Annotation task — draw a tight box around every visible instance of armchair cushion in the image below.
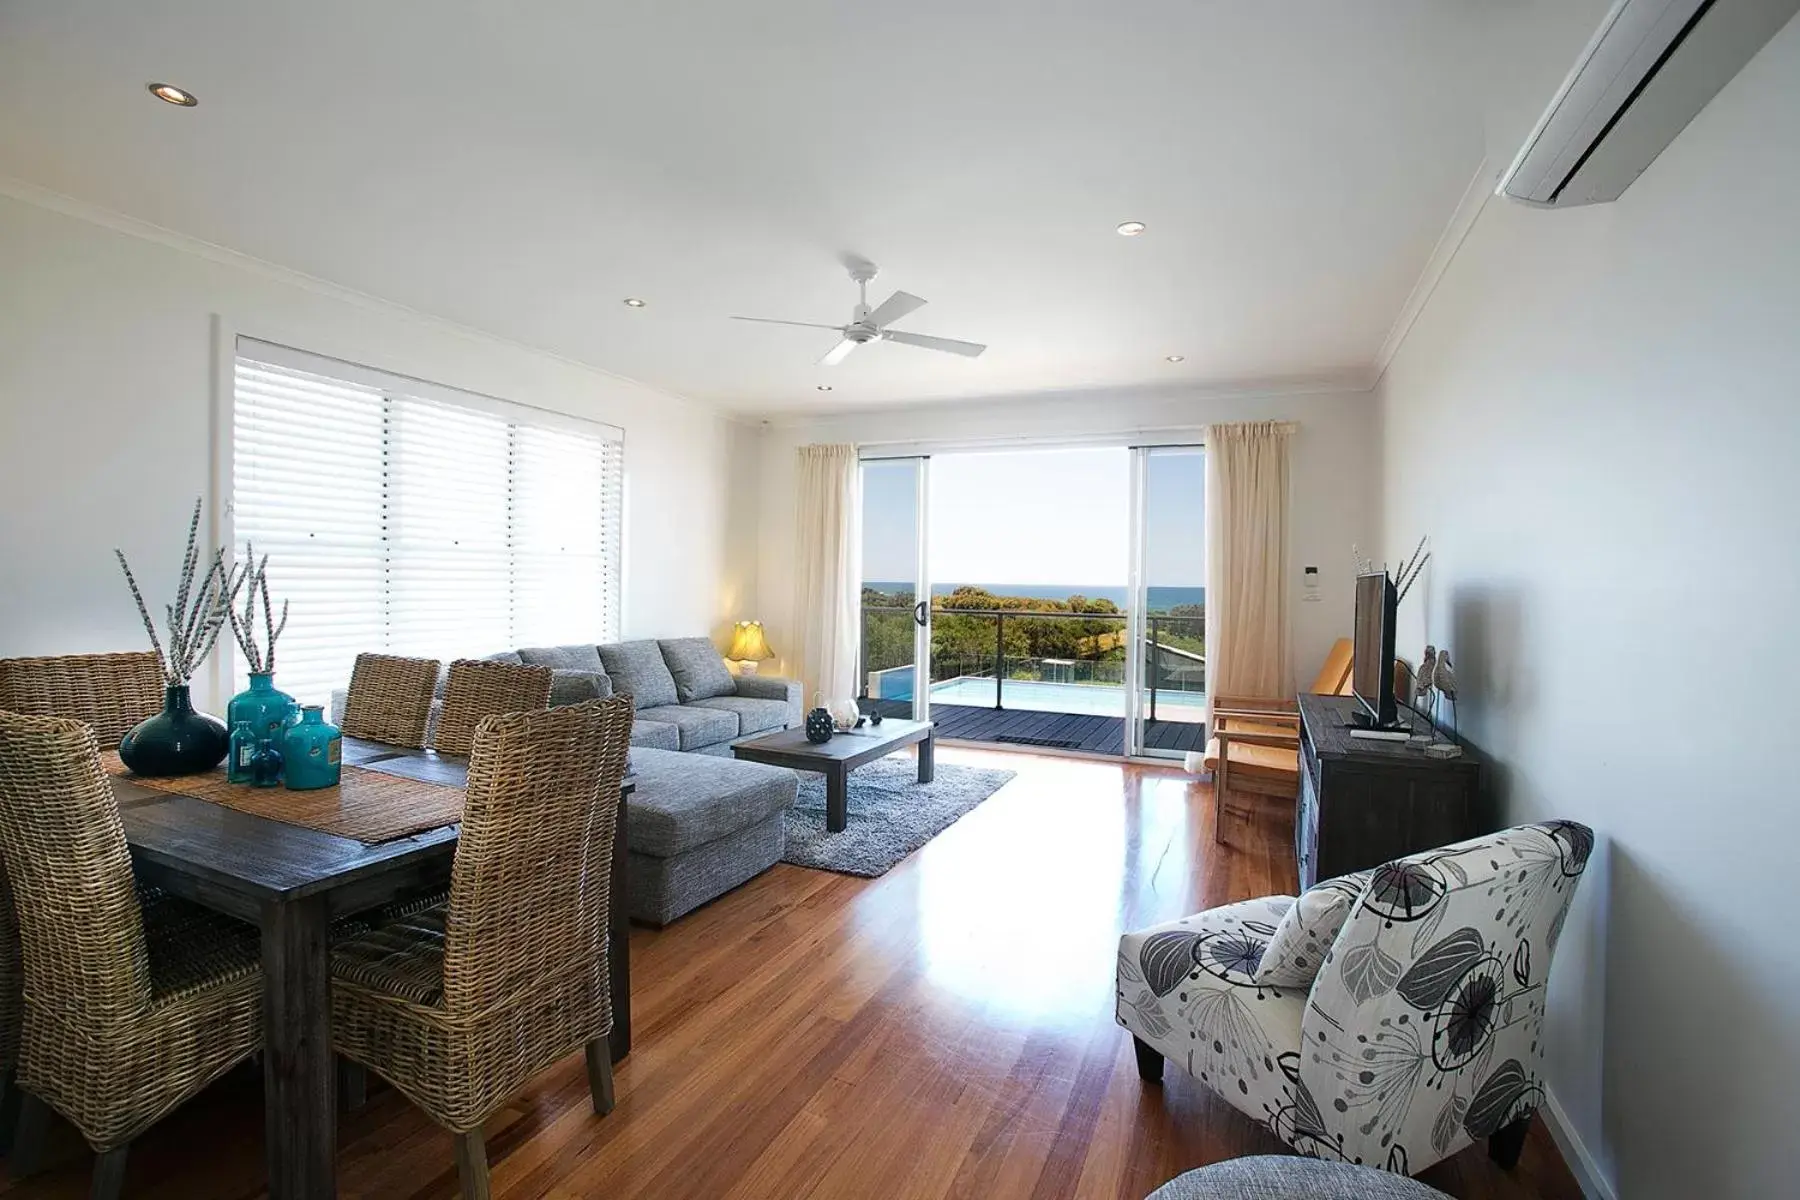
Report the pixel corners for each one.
[1253,869,1373,987]
[658,637,737,703]
[1116,897,1309,1127]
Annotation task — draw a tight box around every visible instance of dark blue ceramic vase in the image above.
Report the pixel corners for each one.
[118,684,231,776]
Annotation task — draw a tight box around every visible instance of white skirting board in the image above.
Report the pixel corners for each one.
[1543,1086,1617,1200]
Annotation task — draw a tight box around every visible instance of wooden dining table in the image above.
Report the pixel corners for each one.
[108,735,634,1200]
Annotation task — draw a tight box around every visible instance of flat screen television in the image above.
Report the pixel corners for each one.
[1352,571,1400,728]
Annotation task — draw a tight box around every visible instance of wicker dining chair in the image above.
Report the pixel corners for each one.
[0,651,165,746]
[0,650,166,1146]
[340,652,441,748]
[0,712,262,1199]
[432,659,553,757]
[331,697,633,1200]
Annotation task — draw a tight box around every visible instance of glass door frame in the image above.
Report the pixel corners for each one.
[1126,443,1206,759]
[1125,448,1149,755]
[858,454,933,722]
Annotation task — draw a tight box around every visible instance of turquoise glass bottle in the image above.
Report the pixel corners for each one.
[282,705,342,790]
[227,719,258,784]
[227,673,298,742]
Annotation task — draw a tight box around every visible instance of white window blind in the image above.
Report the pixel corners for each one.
[232,342,623,705]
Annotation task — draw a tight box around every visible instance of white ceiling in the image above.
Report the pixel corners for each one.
[0,1,1494,415]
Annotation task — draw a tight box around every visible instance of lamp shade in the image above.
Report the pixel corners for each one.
[727,620,774,662]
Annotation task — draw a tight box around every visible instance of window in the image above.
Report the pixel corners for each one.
[231,340,622,704]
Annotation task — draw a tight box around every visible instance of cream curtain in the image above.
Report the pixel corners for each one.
[791,444,862,709]
[1203,420,1294,718]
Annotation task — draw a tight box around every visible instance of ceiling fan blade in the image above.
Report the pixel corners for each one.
[880,330,987,358]
[730,316,847,331]
[819,339,860,366]
[865,290,927,330]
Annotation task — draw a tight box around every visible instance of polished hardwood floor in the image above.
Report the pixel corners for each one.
[1,748,1580,1199]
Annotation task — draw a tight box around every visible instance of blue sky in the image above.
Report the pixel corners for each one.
[862,447,1204,587]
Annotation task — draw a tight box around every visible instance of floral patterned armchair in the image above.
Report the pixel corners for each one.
[1115,821,1593,1177]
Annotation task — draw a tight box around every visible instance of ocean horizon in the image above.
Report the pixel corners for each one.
[863,581,1203,612]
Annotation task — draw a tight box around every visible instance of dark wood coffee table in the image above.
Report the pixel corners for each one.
[731,718,934,832]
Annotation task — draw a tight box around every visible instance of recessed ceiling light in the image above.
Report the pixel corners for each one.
[1165,354,1185,363]
[622,297,647,308]
[816,385,833,392]
[1116,221,1147,236]
[147,82,197,107]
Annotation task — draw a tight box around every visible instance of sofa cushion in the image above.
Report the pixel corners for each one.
[628,719,680,751]
[1254,869,1373,987]
[637,704,738,750]
[658,637,736,703]
[547,668,613,707]
[598,640,680,710]
[690,695,790,736]
[625,748,798,858]
[517,644,605,673]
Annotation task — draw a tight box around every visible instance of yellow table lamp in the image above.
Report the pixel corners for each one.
[727,620,775,675]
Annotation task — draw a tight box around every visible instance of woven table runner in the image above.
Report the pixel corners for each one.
[103,752,463,844]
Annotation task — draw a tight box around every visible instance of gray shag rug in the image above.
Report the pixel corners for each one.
[781,756,1016,878]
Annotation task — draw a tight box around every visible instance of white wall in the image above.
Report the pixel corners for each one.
[1377,14,1800,1199]
[751,387,1378,688]
[0,189,742,708]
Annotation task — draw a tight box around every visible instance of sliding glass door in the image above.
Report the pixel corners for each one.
[1128,446,1207,759]
[858,457,931,720]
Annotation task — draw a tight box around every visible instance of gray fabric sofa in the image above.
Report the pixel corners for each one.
[331,637,802,754]
[330,636,803,925]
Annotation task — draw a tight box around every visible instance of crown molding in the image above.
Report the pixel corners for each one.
[0,175,721,417]
[1371,155,1499,387]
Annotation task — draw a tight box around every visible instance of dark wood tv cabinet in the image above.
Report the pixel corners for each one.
[1295,692,1486,890]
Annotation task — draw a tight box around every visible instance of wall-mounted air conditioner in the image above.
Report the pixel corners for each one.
[1499,0,1799,208]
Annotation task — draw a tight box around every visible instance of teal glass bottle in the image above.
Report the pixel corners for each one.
[282,705,342,790]
[227,719,258,784]
[250,737,285,788]
[227,672,298,742]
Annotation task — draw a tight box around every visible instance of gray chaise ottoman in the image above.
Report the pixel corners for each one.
[625,747,798,926]
[1145,1158,1452,1199]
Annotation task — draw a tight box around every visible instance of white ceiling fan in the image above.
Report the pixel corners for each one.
[731,260,986,366]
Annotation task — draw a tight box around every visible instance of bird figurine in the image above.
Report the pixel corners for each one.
[1413,645,1438,710]
[1431,652,1456,704]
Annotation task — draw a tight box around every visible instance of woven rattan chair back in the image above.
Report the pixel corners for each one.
[432,659,553,757]
[441,697,632,1019]
[340,653,441,748]
[0,713,154,1026]
[0,651,164,746]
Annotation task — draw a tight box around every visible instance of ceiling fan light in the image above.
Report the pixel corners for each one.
[623,297,647,308]
[148,82,198,107]
[1116,221,1147,236]
[1165,354,1185,363]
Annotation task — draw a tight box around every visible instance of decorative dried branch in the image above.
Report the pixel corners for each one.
[115,549,169,679]
[1396,551,1432,604]
[115,498,245,686]
[227,543,291,675]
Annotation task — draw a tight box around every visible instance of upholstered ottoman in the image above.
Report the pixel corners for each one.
[1146,1157,1452,1199]
[624,748,797,925]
